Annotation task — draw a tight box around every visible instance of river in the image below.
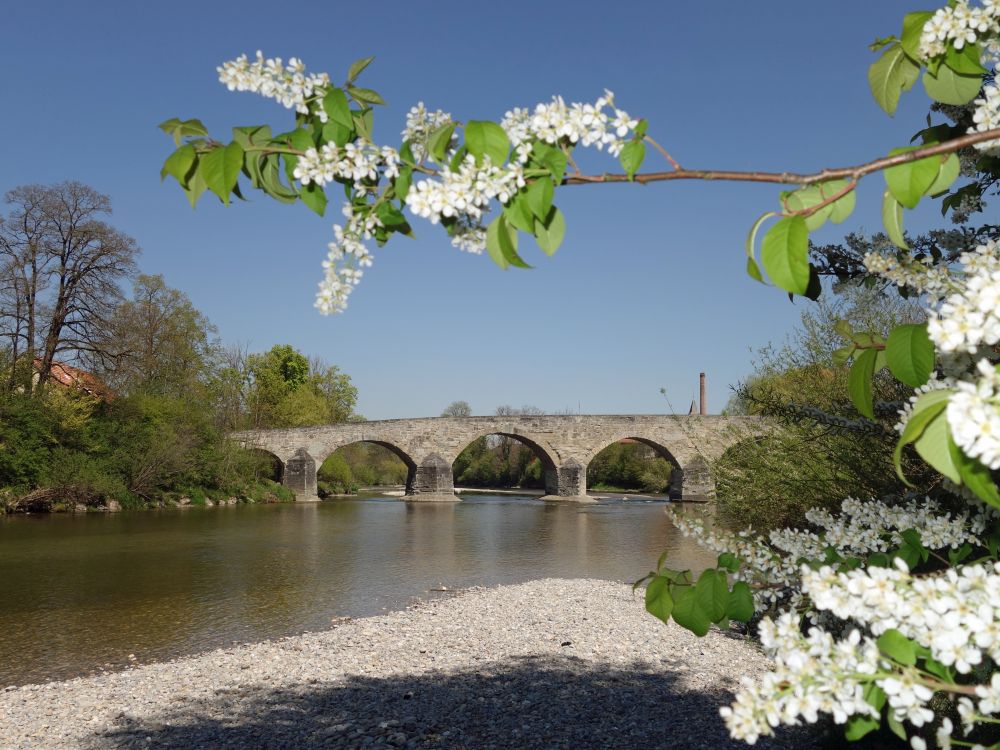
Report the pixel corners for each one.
[0,493,717,686]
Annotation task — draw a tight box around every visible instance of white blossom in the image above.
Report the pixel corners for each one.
[218,51,330,119]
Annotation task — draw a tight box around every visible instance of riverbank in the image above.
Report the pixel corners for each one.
[0,578,816,749]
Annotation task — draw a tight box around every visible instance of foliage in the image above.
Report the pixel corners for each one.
[716,284,934,529]
[245,344,357,428]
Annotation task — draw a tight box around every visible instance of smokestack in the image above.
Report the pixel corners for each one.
[699,372,706,415]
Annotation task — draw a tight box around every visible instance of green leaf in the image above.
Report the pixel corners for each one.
[894,389,953,481]
[259,155,299,204]
[821,179,857,224]
[428,122,456,163]
[486,216,509,269]
[785,186,833,231]
[745,211,775,261]
[348,87,385,106]
[727,581,754,622]
[717,552,739,573]
[393,167,412,202]
[885,323,934,387]
[844,715,880,741]
[923,65,983,105]
[878,629,917,665]
[945,42,988,75]
[848,348,878,419]
[181,163,207,208]
[323,89,353,130]
[322,121,353,148]
[914,409,961,483]
[298,182,327,216]
[882,189,908,249]
[353,110,374,142]
[950,437,1000,507]
[526,179,554,220]
[746,257,764,283]
[832,345,855,367]
[868,44,920,115]
[887,710,907,741]
[760,216,810,295]
[534,206,566,256]
[532,142,567,183]
[694,569,728,622]
[346,56,375,83]
[464,121,510,166]
[834,319,854,338]
[201,142,244,204]
[619,140,645,180]
[671,587,711,637]
[900,11,935,60]
[645,575,674,624]
[885,146,941,208]
[160,144,196,185]
[486,215,529,269]
[504,193,535,234]
[927,153,960,195]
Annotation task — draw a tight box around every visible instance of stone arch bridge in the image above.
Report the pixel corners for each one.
[232,414,763,502]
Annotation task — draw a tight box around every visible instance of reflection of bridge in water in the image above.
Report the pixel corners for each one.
[232,414,763,502]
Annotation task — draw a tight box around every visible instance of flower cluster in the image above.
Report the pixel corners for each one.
[720,612,882,744]
[314,204,378,315]
[919,2,1000,153]
[862,251,953,298]
[927,241,1000,354]
[919,1,1000,59]
[805,559,1000,674]
[401,103,453,162]
[293,142,400,188]
[218,51,329,118]
[724,559,1000,746]
[500,90,638,158]
[775,496,987,557]
[405,153,525,229]
[948,357,1000,469]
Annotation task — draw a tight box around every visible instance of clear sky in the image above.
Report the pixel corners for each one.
[0,1,947,419]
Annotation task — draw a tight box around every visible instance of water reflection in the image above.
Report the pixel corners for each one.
[0,495,716,686]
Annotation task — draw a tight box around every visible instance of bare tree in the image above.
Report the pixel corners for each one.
[441,400,472,417]
[0,183,139,391]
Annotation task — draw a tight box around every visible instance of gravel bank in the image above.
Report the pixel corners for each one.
[1,579,819,749]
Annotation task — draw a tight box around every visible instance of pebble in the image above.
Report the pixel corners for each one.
[0,579,821,749]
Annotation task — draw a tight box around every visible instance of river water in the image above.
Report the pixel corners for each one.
[0,494,717,686]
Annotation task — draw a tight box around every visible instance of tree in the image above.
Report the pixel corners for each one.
[441,400,472,417]
[0,183,139,391]
[245,344,357,428]
[96,274,218,397]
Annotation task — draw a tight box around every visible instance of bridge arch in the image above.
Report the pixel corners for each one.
[315,440,418,494]
[243,447,285,484]
[451,430,560,495]
[583,437,682,497]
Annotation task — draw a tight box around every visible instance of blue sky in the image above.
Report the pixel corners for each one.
[0,1,948,418]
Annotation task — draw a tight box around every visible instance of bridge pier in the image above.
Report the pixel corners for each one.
[672,457,714,502]
[283,448,319,501]
[407,453,460,502]
[539,459,595,503]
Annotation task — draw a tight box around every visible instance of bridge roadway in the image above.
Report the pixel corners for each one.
[232,414,762,502]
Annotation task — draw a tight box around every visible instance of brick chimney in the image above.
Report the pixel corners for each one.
[699,372,707,415]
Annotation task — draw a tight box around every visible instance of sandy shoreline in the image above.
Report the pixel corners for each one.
[0,579,817,749]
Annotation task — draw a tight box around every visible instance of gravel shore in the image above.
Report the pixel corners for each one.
[1,578,819,749]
